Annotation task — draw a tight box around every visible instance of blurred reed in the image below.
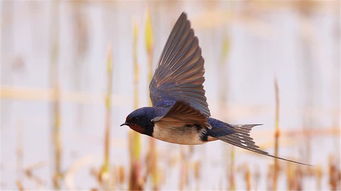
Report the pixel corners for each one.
[328,155,341,190]
[70,3,88,131]
[49,0,62,188]
[16,123,23,185]
[98,46,114,189]
[179,147,189,190]
[296,1,314,163]
[332,1,341,186]
[218,35,230,109]
[128,21,143,190]
[16,181,23,191]
[24,162,46,187]
[253,166,260,190]
[273,79,280,190]
[145,10,159,190]
[145,10,154,82]
[193,160,201,190]
[286,164,301,190]
[117,165,126,186]
[218,34,236,191]
[315,166,322,190]
[243,165,251,191]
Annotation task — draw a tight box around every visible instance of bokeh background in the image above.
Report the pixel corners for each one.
[1,0,340,190]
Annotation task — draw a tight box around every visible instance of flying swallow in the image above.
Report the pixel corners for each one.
[122,12,309,166]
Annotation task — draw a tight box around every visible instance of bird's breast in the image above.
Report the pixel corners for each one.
[152,123,205,145]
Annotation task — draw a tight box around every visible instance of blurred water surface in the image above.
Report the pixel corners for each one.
[1,1,340,190]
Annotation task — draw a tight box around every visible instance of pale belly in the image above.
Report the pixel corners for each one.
[152,123,205,145]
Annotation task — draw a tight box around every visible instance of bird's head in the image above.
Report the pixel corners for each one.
[121,107,155,136]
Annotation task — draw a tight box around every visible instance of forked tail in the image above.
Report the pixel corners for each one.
[214,124,311,166]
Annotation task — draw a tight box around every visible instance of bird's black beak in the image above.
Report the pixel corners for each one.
[120,122,129,127]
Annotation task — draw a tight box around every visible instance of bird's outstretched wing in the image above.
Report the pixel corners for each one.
[149,12,210,117]
[152,101,209,128]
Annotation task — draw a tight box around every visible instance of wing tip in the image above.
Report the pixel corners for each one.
[180,12,187,19]
[179,12,190,25]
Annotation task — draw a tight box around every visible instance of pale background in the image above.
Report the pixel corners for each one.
[1,1,340,190]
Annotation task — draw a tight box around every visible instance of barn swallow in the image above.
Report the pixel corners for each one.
[122,12,309,165]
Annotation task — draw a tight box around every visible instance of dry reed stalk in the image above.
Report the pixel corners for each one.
[215,32,233,191]
[253,166,260,190]
[145,10,159,190]
[218,34,235,191]
[49,0,62,188]
[193,160,201,190]
[218,36,230,103]
[246,168,251,191]
[90,167,100,188]
[332,0,341,185]
[314,166,322,190]
[16,180,24,191]
[128,21,143,190]
[179,147,189,191]
[117,165,126,185]
[242,164,251,191]
[70,3,88,131]
[328,155,341,190]
[147,139,158,190]
[266,164,273,190]
[297,2,314,163]
[286,164,303,190]
[296,166,303,190]
[145,10,154,82]
[99,46,114,189]
[16,123,23,183]
[64,155,94,190]
[228,148,236,191]
[273,79,280,190]
[24,162,46,187]
[286,164,294,190]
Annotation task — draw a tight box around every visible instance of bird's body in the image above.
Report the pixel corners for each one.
[152,118,244,145]
[153,123,205,145]
[122,12,310,166]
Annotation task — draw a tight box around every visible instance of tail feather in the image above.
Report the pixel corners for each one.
[217,124,311,166]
